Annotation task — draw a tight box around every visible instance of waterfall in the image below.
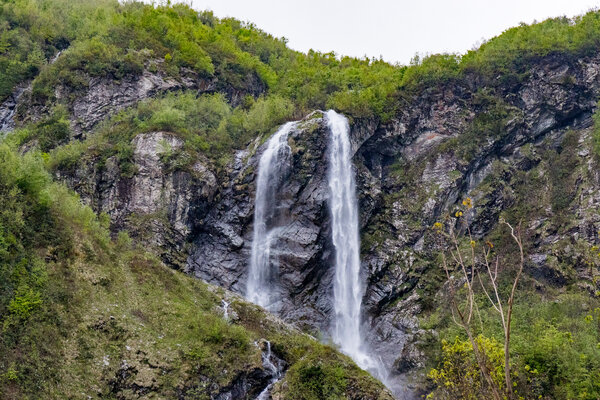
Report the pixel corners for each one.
[0,85,26,134]
[326,110,388,381]
[221,299,230,321]
[256,340,284,400]
[247,122,295,310]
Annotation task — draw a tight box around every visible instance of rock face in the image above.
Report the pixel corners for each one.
[69,71,194,137]
[188,113,335,331]
[58,131,218,267]
[0,83,28,134]
[63,66,264,137]
[47,51,600,398]
[12,57,266,139]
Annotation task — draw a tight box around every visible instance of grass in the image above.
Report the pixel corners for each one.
[0,142,391,399]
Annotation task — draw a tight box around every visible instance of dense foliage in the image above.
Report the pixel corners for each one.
[3,0,600,126]
[424,291,600,400]
[422,191,600,400]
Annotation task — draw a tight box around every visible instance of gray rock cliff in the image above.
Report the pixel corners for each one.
[44,51,600,398]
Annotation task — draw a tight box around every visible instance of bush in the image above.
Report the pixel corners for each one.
[511,296,600,399]
[31,38,144,101]
[284,346,349,400]
[428,291,600,400]
[34,106,72,151]
[401,53,461,89]
[427,336,505,400]
[8,284,43,320]
[227,95,294,144]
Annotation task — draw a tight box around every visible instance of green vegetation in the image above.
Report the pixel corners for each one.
[424,166,600,400]
[4,0,600,129]
[437,90,520,163]
[0,141,390,399]
[43,91,294,172]
[277,344,389,400]
[425,291,600,400]
[427,335,505,400]
[548,130,579,214]
[461,13,600,75]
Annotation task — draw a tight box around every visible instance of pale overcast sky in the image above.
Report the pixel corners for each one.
[184,0,598,64]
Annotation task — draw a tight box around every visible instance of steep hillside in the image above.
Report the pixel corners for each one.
[0,144,392,399]
[3,1,600,399]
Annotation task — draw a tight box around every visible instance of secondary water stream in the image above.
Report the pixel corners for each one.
[256,340,284,400]
[246,122,295,310]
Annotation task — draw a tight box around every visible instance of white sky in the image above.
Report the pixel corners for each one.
[186,0,599,64]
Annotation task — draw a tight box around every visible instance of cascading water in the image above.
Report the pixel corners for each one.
[221,300,230,321]
[247,113,392,392]
[247,122,295,310]
[326,110,389,382]
[0,85,26,134]
[256,340,284,400]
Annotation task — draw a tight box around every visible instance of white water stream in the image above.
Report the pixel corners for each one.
[221,299,230,321]
[246,122,295,310]
[256,340,283,400]
[326,110,388,382]
[247,113,390,390]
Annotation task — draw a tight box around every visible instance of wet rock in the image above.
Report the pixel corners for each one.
[0,83,29,134]
[187,114,335,331]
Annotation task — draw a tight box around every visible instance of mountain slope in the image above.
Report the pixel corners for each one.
[3,1,600,399]
[0,144,392,399]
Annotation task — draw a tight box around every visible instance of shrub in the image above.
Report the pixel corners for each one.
[34,106,72,152]
[284,347,349,400]
[8,284,43,320]
[428,336,505,400]
[227,95,295,143]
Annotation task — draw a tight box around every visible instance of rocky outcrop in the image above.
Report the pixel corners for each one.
[13,57,266,139]
[59,131,217,267]
[0,83,28,134]
[187,113,336,332]
[64,64,266,137]
[69,71,197,137]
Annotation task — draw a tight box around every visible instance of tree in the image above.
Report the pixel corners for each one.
[432,199,525,400]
